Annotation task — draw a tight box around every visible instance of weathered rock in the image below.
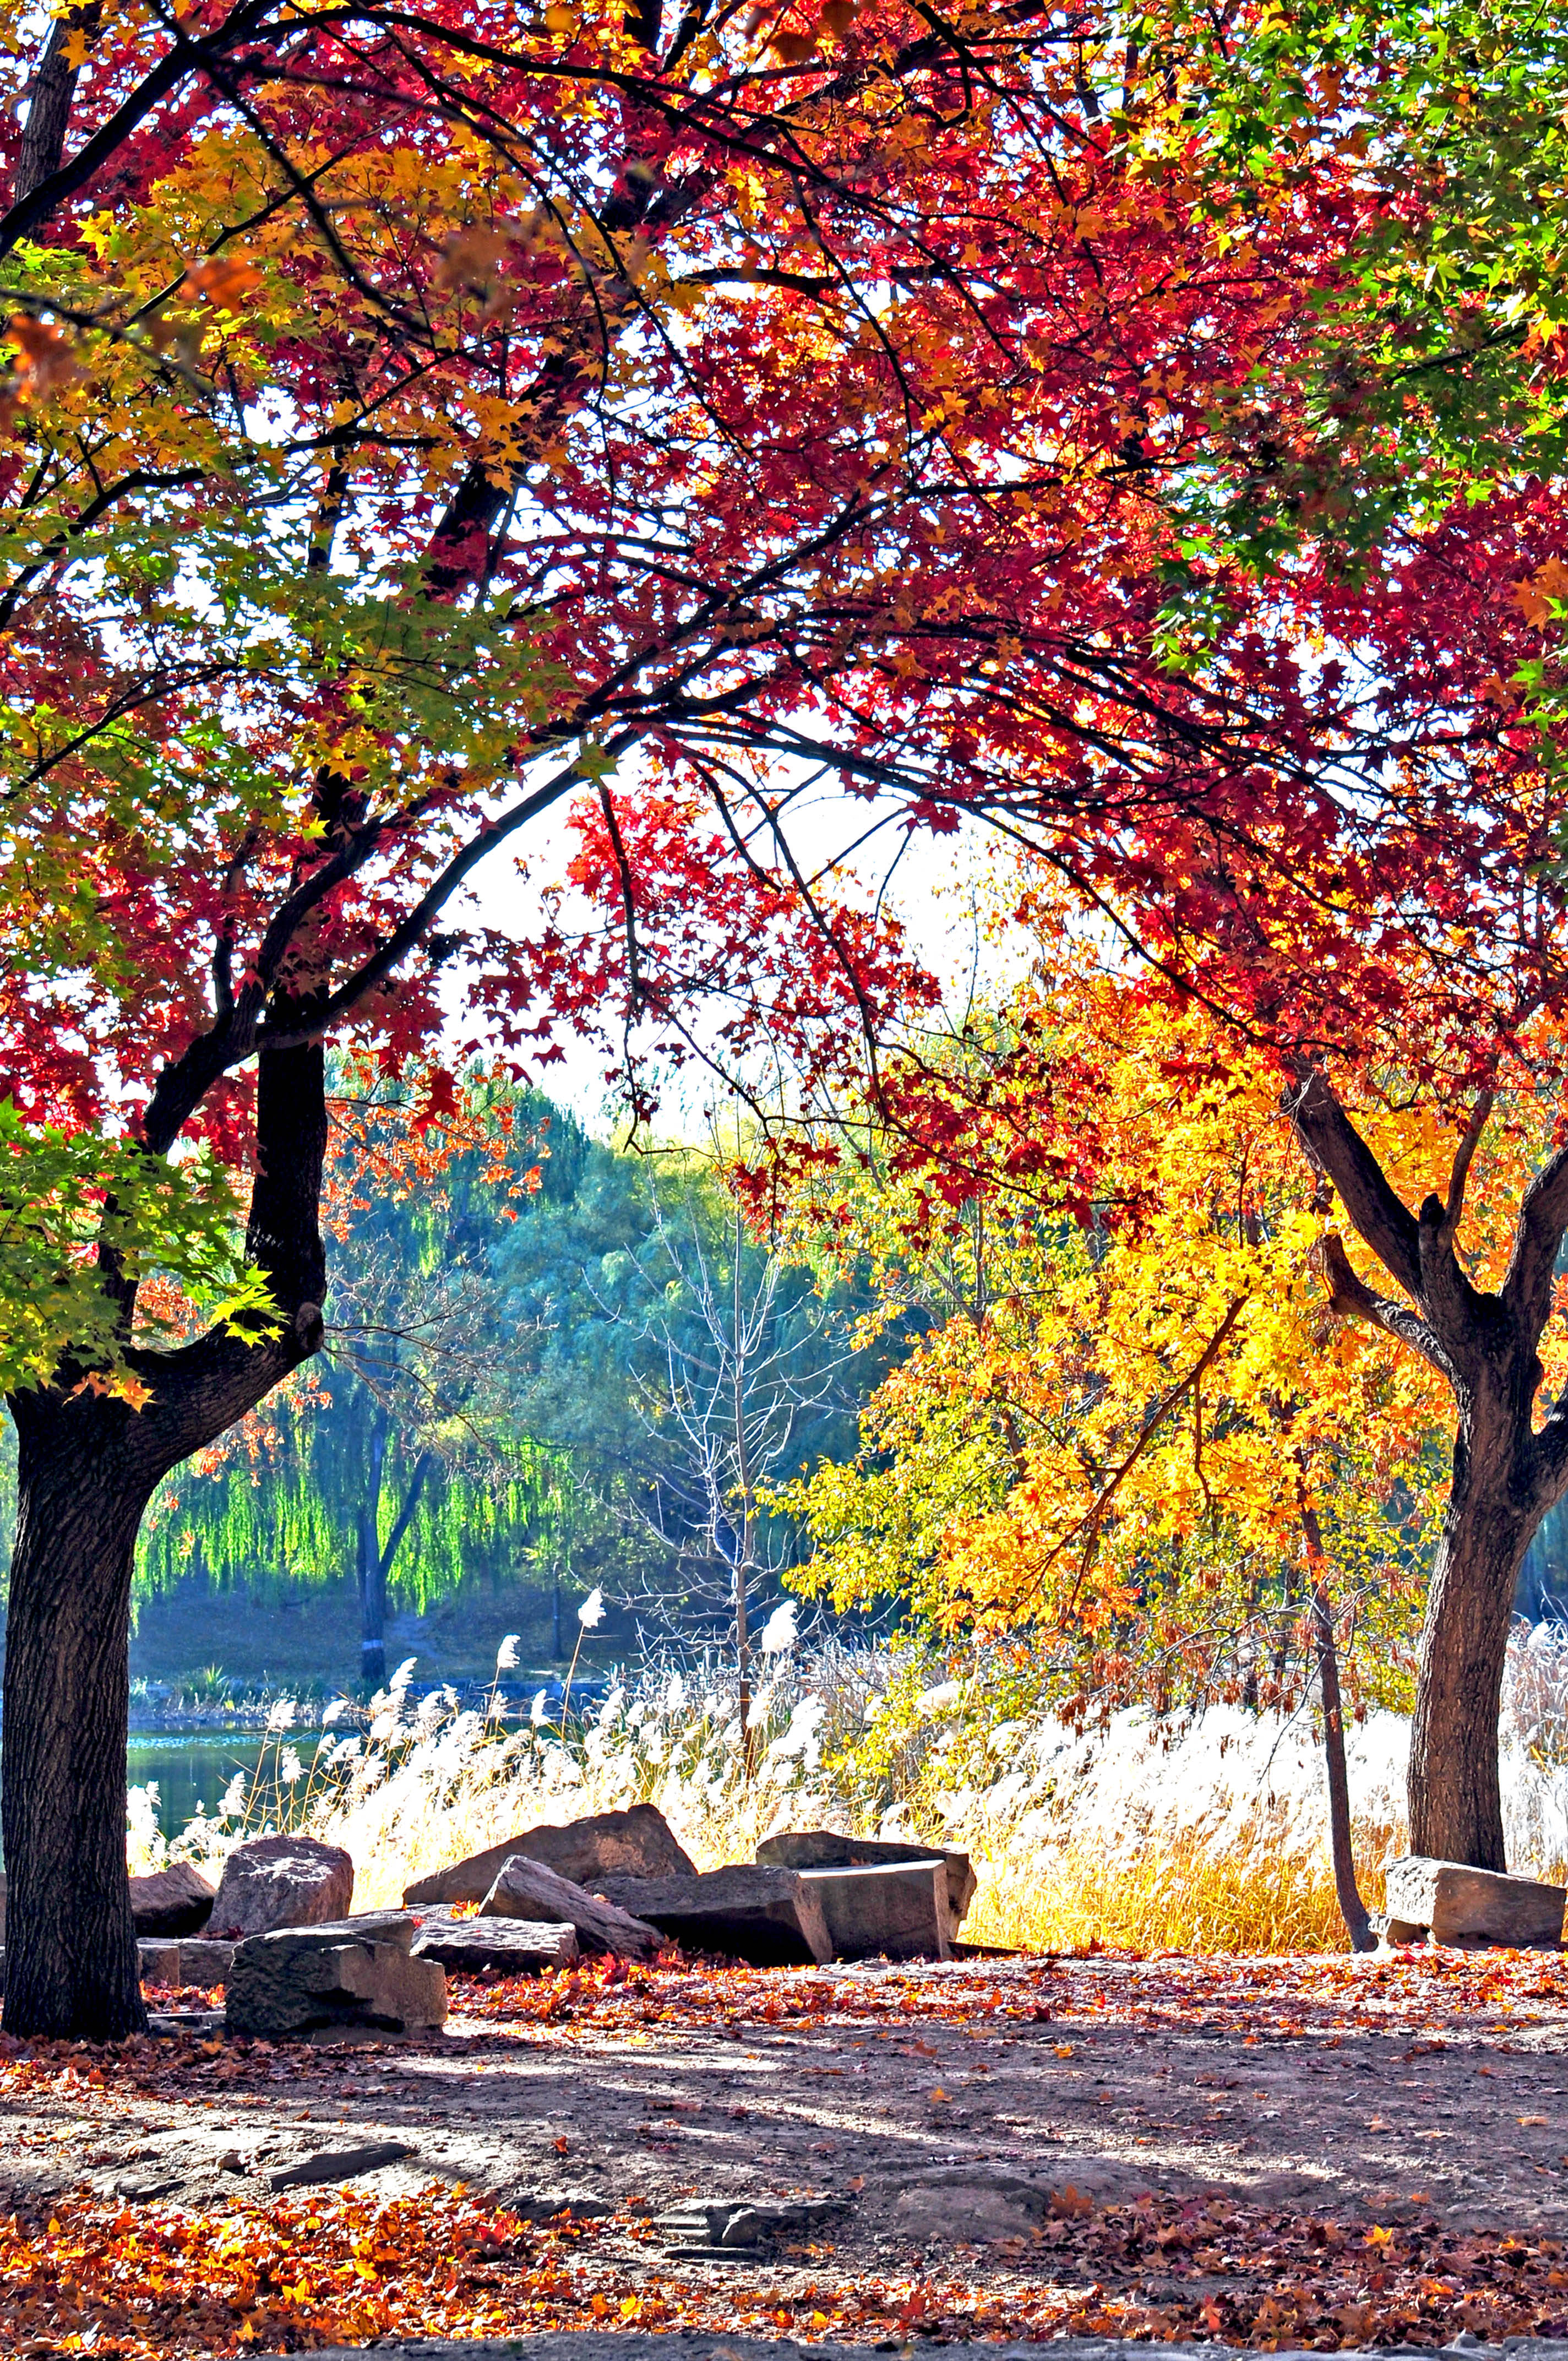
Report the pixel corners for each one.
[756,1829,976,1925]
[481,1855,663,1960]
[138,1935,237,1989]
[404,1804,695,1907]
[510,2190,616,2222]
[1382,1853,1566,1949]
[177,1936,237,1983]
[411,1908,580,1976]
[597,1865,832,1966]
[268,2140,416,2191]
[208,1835,354,1940]
[798,1859,951,1962]
[225,1922,447,2040]
[129,1861,215,1936]
[891,2158,1151,2241]
[657,2196,844,2254]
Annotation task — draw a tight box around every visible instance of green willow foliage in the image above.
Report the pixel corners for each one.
[132,1089,645,1611]
[127,1086,883,1630]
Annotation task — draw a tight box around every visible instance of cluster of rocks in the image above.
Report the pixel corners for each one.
[403,1804,976,1969]
[115,1802,976,2041]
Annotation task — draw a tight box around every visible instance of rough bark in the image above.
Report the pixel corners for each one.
[1,1043,328,2039]
[1291,1069,1568,1873]
[2,1401,156,2038]
[1407,1394,1536,1869]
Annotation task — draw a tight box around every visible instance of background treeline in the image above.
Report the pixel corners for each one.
[127,1077,901,1688]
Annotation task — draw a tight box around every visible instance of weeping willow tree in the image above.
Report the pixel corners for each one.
[131,1074,644,1682]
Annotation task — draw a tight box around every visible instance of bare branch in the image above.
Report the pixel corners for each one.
[1444,1090,1495,1236]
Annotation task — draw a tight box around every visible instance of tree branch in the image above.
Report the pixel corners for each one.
[1287,1067,1423,1304]
[1501,1139,1568,1344]
[1306,1231,1454,1380]
[1445,1090,1494,1235]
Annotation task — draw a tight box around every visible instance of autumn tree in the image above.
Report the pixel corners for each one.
[778,925,1534,1937]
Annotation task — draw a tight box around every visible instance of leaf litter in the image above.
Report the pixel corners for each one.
[0,1945,1566,2353]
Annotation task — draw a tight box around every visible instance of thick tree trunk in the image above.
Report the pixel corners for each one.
[1289,1072,1568,1884]
[1408,1400,1535,1869]
[2,1040,328,2040]
[2,1401,156,2038]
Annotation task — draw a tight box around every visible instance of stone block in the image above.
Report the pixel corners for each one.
[268,2140,415,2190]
[798,1858,951,1961]
[1382,1853,1566,1948]
[411,1909,580,1976]
[138,1938,183,1986]
[656,2195,843,2253]
[139,1934,233,1993]
[403,1803,694,1906]
[481,1854,663,1960]
[756,1828,976,1925]
[208,1835,354,1940]
[890,2157,1151,2241]
[225,1926,447,2040]
[130,1862,215,1937]
[176,1937,237,1983]
[597,1865,832,1965]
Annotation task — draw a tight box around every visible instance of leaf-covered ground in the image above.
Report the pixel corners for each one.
[2,1947,1567,2355]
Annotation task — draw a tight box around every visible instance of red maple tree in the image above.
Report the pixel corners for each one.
[0,0,1495,2036]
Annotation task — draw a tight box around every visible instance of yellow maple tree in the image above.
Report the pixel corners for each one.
[778,886,1566,1720]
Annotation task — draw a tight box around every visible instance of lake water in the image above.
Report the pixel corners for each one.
[126,1730,326,1838]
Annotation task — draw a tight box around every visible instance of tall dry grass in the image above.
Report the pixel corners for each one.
[128,1623,1568,1951]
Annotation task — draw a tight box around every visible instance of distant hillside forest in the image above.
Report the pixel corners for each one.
[126,1076,903,1686]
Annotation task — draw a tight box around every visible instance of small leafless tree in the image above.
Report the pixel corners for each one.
[620,1191,864,1771]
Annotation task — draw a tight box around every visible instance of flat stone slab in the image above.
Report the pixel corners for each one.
[267,2139,417,2190]
[799,1859,951,1961]
[889,2156,1156,2240]
[509,2189,615,2222]
[411,1908,579,1975]
[1384,1853,1566,1947]
[657,2194,845,2255]
[597,1865,832,1966]
[758,1829,977,1924]
[405,1805,695,1906]
[481,1854,663,1960]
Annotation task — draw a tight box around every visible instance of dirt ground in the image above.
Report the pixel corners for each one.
[7,1946,1568,2350]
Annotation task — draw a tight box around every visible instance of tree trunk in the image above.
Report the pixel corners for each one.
[1408,1396,1535,1869]
[1304,1543,1375,1951]
[0,1039,327,2039]
[1288,1073,1568,1885]
[357,1423,388,1689]
[2,1401,156,2038]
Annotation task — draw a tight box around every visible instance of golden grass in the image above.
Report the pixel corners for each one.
[962,1816,1405,1956]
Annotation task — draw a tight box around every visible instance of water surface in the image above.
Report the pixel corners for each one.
[126,1729,325,1838]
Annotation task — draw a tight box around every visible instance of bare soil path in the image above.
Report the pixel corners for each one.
[4,1949,1568,2352]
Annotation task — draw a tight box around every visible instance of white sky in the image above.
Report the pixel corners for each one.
[453,775,1030,1140]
